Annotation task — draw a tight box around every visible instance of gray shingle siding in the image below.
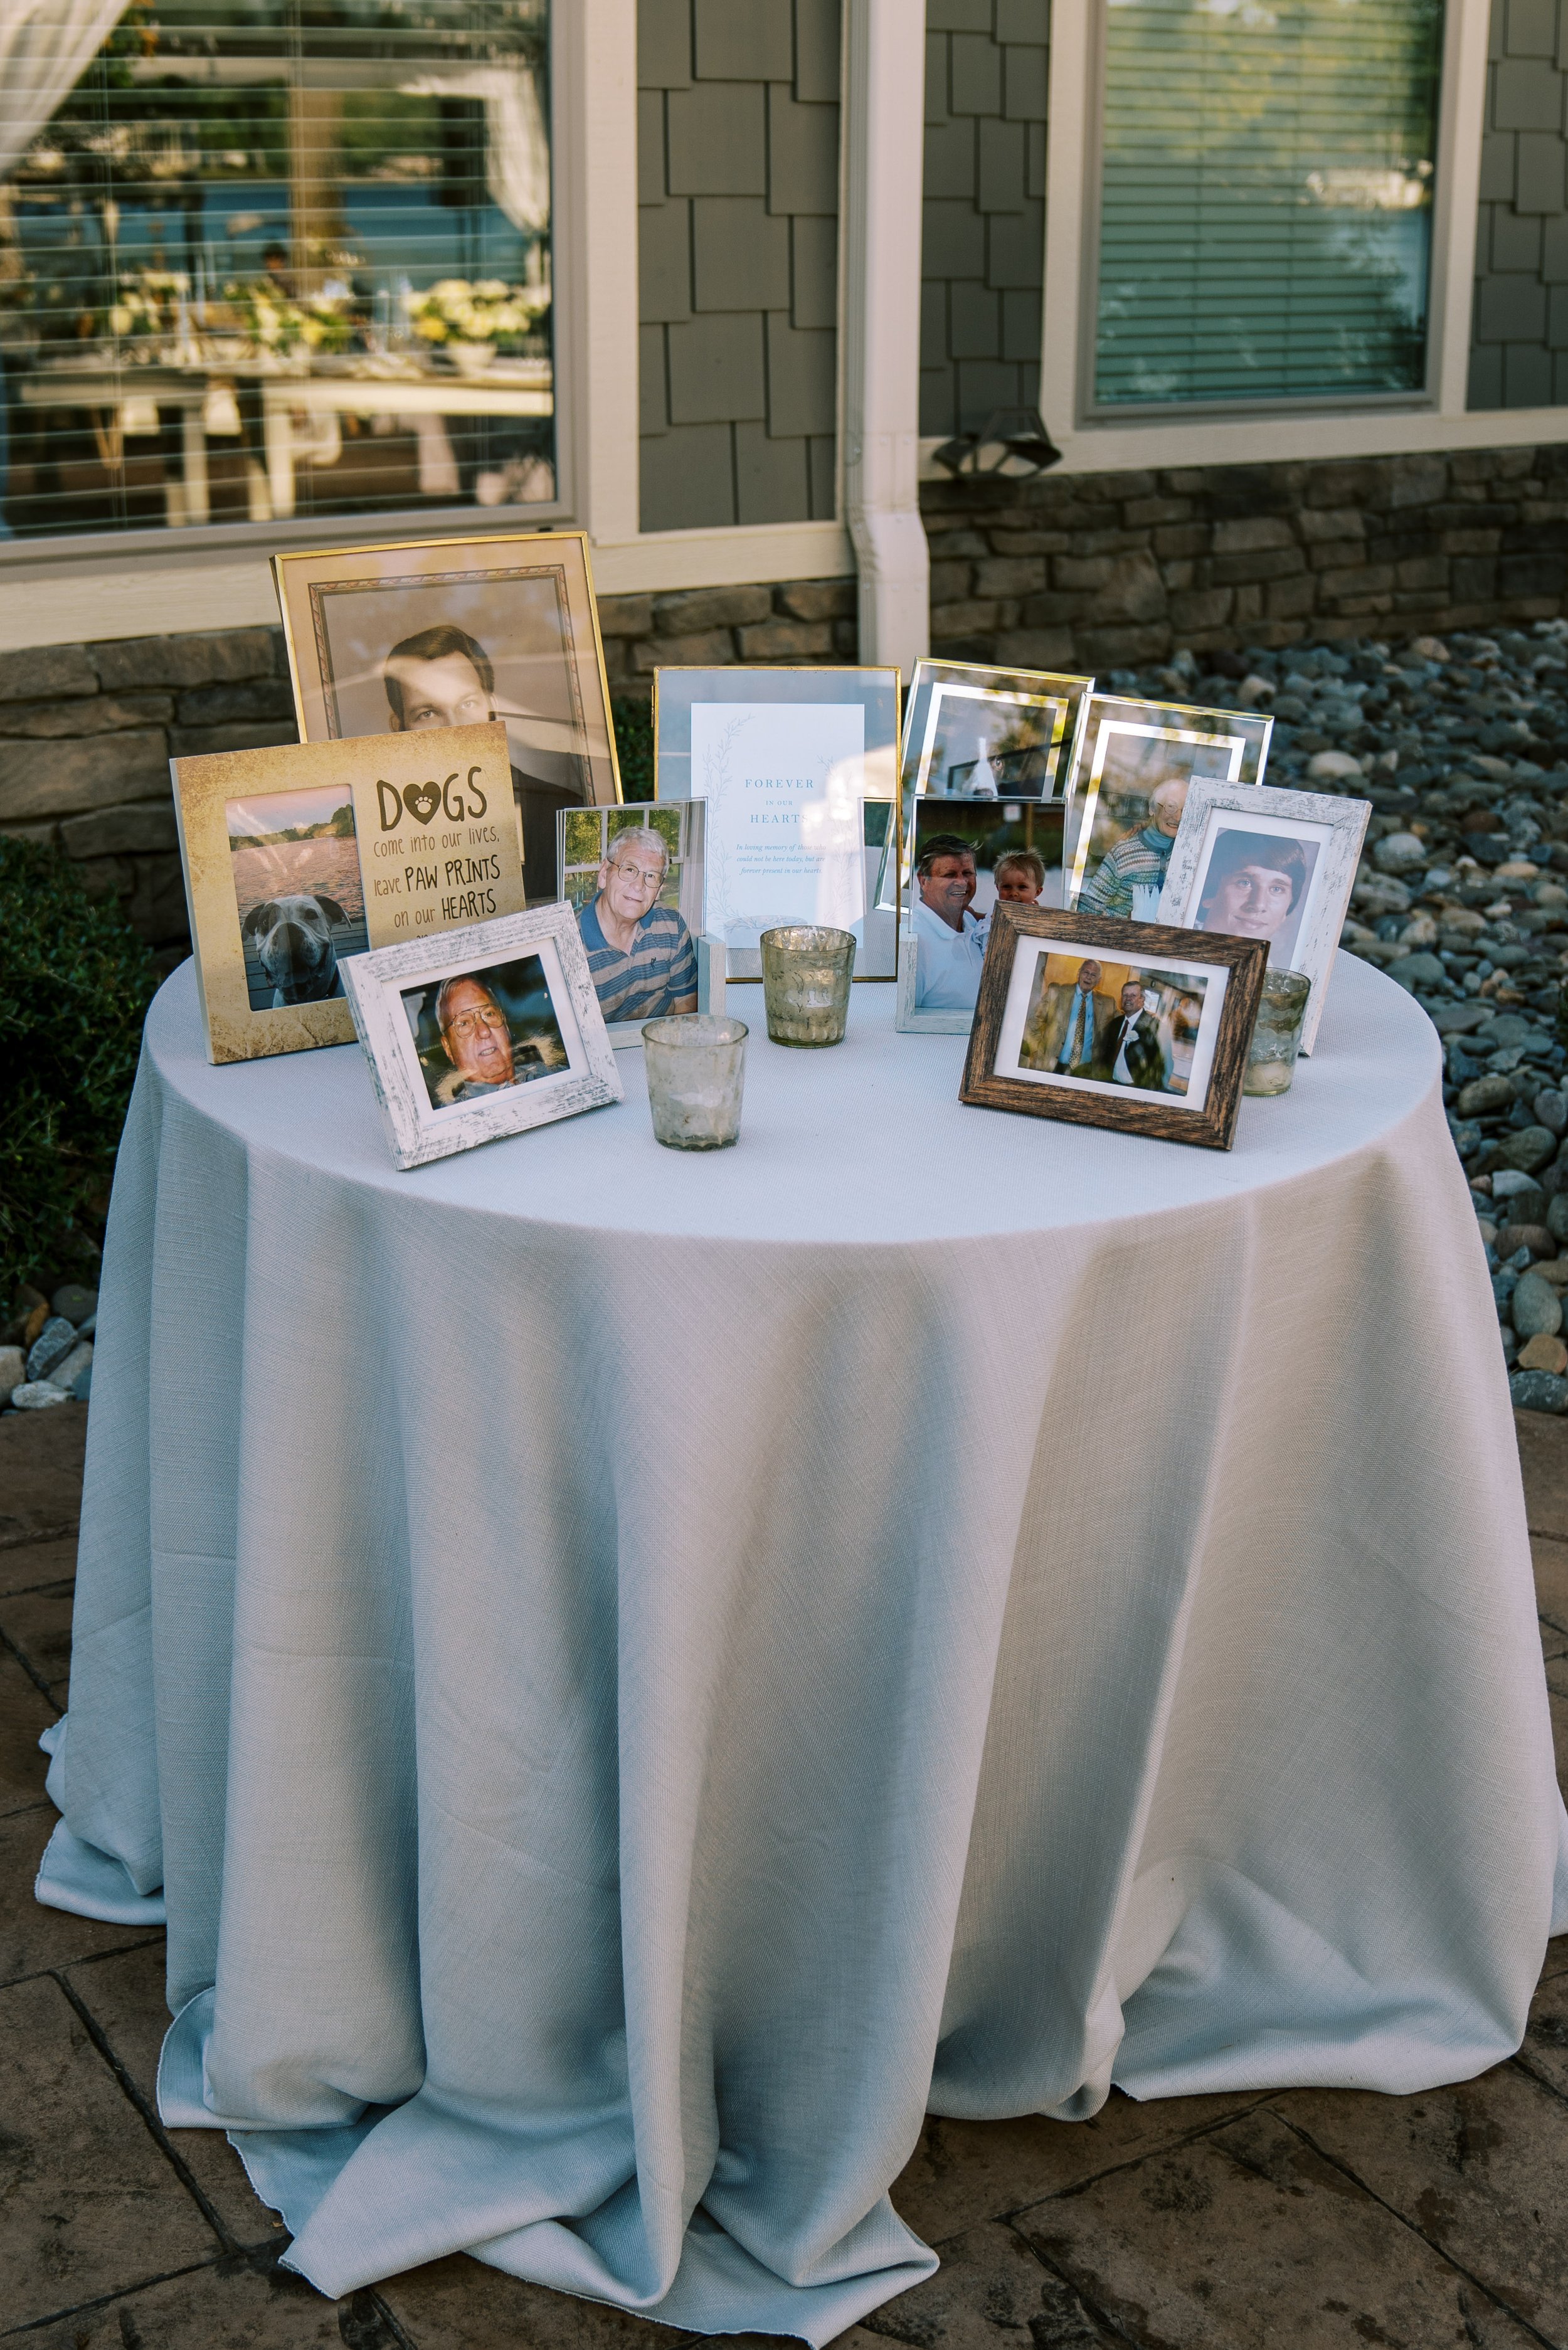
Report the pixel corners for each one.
[1470,0,1568,408]
[921,0,1049,441]
[638,0,841,532]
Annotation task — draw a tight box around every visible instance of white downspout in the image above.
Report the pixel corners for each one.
[841,0,930,685]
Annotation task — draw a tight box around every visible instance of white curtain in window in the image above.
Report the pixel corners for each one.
[0,0,127,181]
[400,66,550,235]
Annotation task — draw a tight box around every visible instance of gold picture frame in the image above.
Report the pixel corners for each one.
[273,529,622,904]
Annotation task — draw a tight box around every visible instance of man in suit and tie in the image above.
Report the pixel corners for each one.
[1022,957,1115,1075]
[1097,977,1173,1091]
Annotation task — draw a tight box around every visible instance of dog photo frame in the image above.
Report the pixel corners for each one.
[273,529,622,904]
[1065,695,1273,920]
[1157,781,1371,1055]
[171,725,526,1064]
[961,904,1268,1151]
[342,903,622,1170]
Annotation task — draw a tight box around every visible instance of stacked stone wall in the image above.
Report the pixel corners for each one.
[921,446,1568,672]
[0,582,858,960]
[11,442,1568,960]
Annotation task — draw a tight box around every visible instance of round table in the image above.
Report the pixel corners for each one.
[39,954,1567,2344]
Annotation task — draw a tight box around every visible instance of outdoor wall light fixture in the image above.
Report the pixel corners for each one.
[931,407,1062,479]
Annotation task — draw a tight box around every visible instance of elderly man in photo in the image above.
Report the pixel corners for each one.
[1023,957,1115,1075]
[578,826,697,1022]
[1081,776,1190,920]
[382,622,580,904]
[912,831,988,1010]
[436,974,521,1099]
[1098,977,1173,1091]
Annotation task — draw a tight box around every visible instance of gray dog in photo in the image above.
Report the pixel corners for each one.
[241,894,351,1007]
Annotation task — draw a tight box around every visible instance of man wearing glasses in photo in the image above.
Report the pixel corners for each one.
[577,827,698,1022]
[434,975,527,1101]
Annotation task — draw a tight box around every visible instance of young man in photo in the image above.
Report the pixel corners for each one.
[1098,977,1173,1092]
[381,623,579,903]
[911,832,988,1010]
[1080,776,1190,920]
[1195,834,1313,958]
[577,827,697,1022]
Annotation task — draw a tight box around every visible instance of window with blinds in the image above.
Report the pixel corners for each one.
[1093,0,1444,411]
[0,0,553,541]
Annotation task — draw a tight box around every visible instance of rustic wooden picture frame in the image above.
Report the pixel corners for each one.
[341,903,622,1170]
[960,905,1268,1151]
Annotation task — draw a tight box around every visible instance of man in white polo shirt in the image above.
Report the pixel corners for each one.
[911,832,988,1012]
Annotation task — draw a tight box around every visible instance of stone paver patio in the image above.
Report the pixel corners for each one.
[4,1402,1568,2349]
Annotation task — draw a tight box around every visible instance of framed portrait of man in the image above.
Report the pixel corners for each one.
[1065,694,1273,923]
[1158,780,1371,1054]
[273,530,622,906]
[961,905,1268,1151]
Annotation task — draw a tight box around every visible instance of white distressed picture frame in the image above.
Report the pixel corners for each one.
[1157,780,1372,1056]
[341,902,623,1168]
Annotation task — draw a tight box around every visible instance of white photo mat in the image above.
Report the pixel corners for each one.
[1064,696,1274,911]
[341,902,622,1168]
[994,935,1232,1118]
[1157,781,1371,1056]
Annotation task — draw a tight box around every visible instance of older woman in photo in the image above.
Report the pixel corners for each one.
[1195,832,1315,960]
[1080,776,1190,919]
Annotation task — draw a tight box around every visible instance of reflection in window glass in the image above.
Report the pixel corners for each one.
[0,1,553,539]
[1094,0,1443,409]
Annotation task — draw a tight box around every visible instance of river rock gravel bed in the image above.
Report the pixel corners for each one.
[1114,622,1568,1412]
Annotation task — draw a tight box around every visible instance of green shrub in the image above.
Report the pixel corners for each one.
[0,839,159,1297]
[612,696,654,802]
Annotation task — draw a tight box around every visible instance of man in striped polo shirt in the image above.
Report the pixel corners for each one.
[578,827,698,1022]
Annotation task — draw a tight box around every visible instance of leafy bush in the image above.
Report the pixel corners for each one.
[0,839,159,1297]
[612,696,654,802]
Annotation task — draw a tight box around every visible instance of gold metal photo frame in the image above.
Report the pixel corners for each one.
[274,529,622,902]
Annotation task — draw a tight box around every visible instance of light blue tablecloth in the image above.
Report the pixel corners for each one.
[38,955,1568,2338]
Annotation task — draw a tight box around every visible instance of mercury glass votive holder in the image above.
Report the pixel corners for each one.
[1243,968,1312,1096]
[759,925,856,1047]
[642,1013,748,1149]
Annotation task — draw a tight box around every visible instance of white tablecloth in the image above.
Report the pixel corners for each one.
[37,954,1568,2342]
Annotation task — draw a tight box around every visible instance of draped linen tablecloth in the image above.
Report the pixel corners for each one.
[36,953,1568,2341]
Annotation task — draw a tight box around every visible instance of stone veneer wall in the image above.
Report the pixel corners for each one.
[9,443,1568,960]
[0,579,857,960]
[922,445,1568,671]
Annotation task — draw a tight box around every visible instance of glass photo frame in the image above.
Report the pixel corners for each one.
[556,800,723,1045]
[899,658,1093,805]
[652,666,901,978]
[891,793,1067,1034]
[1065,695,1274,921]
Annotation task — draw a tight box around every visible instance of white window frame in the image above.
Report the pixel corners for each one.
[918,0,1568,481]
[0,0,850,654]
